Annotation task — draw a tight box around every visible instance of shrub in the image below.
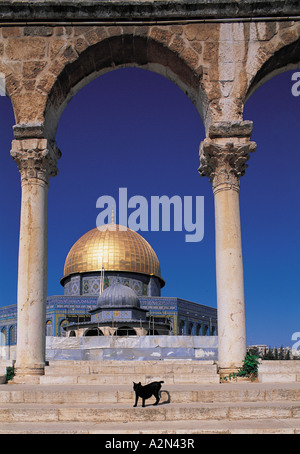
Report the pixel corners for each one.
[6,366,15,383]
[238,352,259,379]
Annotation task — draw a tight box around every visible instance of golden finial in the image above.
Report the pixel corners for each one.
[111,208,115,224]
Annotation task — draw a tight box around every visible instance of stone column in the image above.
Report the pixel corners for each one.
[199,130,256,374]
[10,138,60,381]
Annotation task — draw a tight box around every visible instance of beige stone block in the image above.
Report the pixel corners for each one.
[228,405,291,420]
[117,391,133,403]
[11,92,47,123]
[169,391,198,403]
[149,27,173,45]
[219,62,235,82]
[49,38,66,59]
[2,27,22,38]
[36,74,56,94]
[23,61,47,79]
[292,407,300,418]
[40,375,78,385]
[45,365,90,375]
[181,47,200,69]
[97,392,119,403]
[0,390,9,403]
[85,27,108,45]
[169,36,185,54]
[232,23,246,41]
[171,405,227,420]
[259,373,297,383]
[0,407,58,423]
[5,37,46,60]
[74,37,89,54]
[185,23,219,42]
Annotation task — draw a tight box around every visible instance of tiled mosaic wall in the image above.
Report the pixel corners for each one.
[63,272,161,297]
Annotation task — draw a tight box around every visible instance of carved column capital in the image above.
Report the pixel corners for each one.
[198,140,256,194]
[10,138,61,184]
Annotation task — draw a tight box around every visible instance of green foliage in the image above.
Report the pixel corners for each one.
[220,352,259,382]
[6,366,15,383]
[237,352,259,379]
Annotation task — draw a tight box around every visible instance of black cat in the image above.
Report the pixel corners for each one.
[133,380,164,407]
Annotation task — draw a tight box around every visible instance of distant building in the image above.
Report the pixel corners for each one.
[0,221,217,354]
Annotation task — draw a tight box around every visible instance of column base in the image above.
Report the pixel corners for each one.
[218,367,240,378]
[12,365,45,384]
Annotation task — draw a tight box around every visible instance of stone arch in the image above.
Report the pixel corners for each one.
[246,38,300,101]
[43,29,208,140]
[244,22,300,102]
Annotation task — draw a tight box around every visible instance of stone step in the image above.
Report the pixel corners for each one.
[40,373,220,385]
[45,360,218,375]
[1,418,300,434]
[41,359,219,384]
[0,401,300,424]
[2,383,300,404]
[47,360,215,366]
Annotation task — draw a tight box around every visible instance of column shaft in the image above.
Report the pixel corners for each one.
[15,177,48,375]
[10,138,60,380]
[214,186,246,371]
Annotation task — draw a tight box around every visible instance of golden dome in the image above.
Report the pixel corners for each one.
[62,224,163,285]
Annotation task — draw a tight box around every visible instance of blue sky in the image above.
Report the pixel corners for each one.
[0,67,299,348]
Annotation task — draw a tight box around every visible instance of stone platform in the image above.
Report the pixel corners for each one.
[1,360,300,434]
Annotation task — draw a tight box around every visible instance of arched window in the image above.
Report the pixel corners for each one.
[196,323,202,336]
[84,328,103,336]
[46,320,52,336]
[1,327,7,346]
[8,325,16,345]
[179,320,185,336]
[188,322,194,335]
[59,319,68,337]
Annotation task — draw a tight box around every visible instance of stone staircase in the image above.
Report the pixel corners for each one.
[0,360,300,434]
